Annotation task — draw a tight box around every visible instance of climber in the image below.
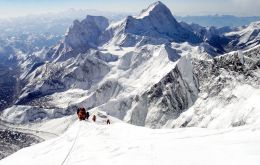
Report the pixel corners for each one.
[92,115,96,122]
[106,119,111,124]
[86,111,90,120]
[77,107,87,121]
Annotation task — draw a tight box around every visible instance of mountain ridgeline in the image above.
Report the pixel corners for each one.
[1,1,260,129]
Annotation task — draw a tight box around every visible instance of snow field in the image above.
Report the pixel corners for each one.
[1,121,260,165]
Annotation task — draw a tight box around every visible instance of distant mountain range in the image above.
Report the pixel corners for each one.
[176,15,260,27]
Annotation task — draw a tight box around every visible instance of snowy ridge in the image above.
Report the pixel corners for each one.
[124,55,199,127]
[226,21,260,49]
[1,121,260,165]
[136,1,161,19]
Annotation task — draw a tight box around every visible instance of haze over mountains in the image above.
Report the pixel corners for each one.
[0,1,259,163]
[177,15,260,27]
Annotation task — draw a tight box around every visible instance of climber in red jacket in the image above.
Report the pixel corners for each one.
[77,108,87,121]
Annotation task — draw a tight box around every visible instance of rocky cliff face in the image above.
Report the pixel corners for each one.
[17,51,111,105]
[49,16,109,62]
[169,46,260,128]
[125,55,199,128]
[124,46,260,128]
[0,129,41,160]
[226,21,260,50]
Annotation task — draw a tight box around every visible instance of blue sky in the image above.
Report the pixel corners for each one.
[0,0,260,18]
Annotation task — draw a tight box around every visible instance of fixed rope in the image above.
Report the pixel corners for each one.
[61,122,82,165]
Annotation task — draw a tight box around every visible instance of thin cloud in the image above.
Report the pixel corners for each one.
[230,0,260,15]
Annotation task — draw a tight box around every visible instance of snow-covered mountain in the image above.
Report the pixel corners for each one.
[0,1,260,161]
[0,10,127,112]
[102,1,202,47]
[0,9,128,36]
[49,16,109,62]
[1,1,259,128]
[226,21,260,49]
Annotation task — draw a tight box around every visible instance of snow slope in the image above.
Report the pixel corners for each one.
[3,44,259,130]
[226,21,260,49]
[1,121,260,165]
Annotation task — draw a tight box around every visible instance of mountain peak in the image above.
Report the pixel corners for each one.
[137,1,171,19]
[146,1,165,9]
[50,15,109,62]
[248,21,260,28]
[105,1,202,46]
[63,15,108,51]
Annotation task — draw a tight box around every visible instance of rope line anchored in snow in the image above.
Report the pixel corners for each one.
[61,122,82,165]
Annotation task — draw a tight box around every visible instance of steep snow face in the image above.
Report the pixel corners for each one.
[10,43,194,124]
[82,44,181,117]
[137,1,165,19]
[102,1,201,47]
[1,121,260,165]
[121,45,260,128]
[124,55,199,128]
[16,44,258,130]
[167,46,260,128]
[180,22,231,55]
[226,21,260,50]
[17,52,111,105]
[65,16,109,50]
[49,16,109,62]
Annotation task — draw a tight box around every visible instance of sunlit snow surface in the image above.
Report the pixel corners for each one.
[1,120,260,165]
